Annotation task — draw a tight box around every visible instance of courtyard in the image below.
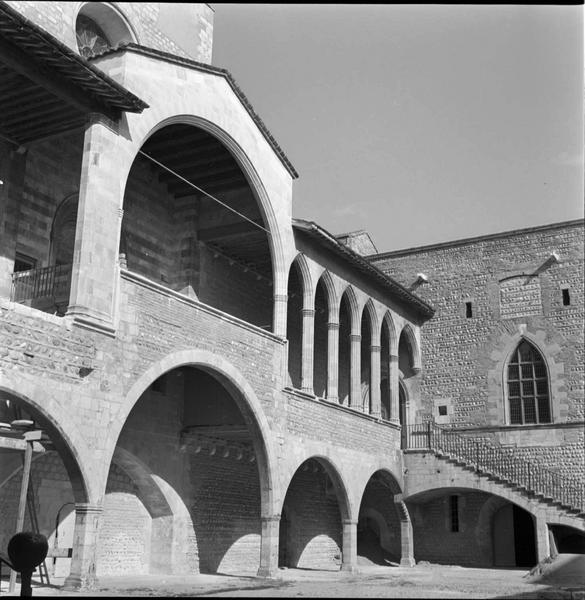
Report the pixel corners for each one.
[3,560,584,599]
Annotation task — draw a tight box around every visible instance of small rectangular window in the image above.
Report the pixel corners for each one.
[450,495,459,532]
[562,288,570,306]
[465,302,473,318]
[438,405,448,416]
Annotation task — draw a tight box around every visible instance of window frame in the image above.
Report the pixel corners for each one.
[505,339,552,425]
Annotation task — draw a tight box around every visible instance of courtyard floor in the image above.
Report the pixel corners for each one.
[2,563,584,598]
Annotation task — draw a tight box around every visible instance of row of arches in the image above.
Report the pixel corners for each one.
[287,255,421,421]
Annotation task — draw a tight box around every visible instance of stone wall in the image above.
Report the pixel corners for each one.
[5,2,214,64]
[371,220,585,474]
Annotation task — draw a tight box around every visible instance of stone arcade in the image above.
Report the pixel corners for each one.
[0,2,583,590]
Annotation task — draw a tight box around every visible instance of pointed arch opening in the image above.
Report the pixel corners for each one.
[278,457,350,571]
[313,277,330,398]
[286,258,306,389]
[121,122,275,331]
[338,291,353,406]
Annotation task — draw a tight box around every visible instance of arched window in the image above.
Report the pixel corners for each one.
[75,3,136,59]
[507,340,551,425]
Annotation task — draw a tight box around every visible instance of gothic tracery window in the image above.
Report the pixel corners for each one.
[507,340,551,425]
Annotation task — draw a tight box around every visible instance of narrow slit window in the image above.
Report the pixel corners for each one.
[465,302,473,318]
[450,495,459,532]
[562,288,570,306]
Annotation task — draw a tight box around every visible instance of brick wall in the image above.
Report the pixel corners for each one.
[16,132,84,267]
[281,461,342,570]
[97,463,152,576]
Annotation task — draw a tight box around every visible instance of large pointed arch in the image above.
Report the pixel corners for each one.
[104,349,278,518]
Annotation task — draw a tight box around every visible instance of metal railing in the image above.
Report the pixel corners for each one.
[10,264,72,309]
[405,422,584,513]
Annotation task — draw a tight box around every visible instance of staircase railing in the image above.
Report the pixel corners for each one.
[405,422,584,513]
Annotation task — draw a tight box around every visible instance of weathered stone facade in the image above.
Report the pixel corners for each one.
[0,2,583,589]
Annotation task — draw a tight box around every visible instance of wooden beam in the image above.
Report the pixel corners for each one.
[0,34,118,120]
[198,220,264,242]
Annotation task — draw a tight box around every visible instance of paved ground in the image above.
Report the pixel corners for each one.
[2,563,584,598]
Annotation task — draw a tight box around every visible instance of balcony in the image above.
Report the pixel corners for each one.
[10,264,72,316]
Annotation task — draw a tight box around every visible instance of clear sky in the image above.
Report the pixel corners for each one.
[211,4,584,253]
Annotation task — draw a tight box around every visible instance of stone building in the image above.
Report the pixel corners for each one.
[0,1,582,589]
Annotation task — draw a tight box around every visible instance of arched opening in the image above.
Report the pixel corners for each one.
[75,3,136,59]
[506,339,551,425]
[398,328,417,379]
[360,308,372,413]
[0,390,89,582]
[278,458,348,571]
[399,382,408,449]
[380,317,391,421]
[338,292,352,406]
[550,525,585,554]
[493,503,537,567]
[121,123,274,330]
[286,261,303,389]
[408,488,538,568]
[313,277,329,398]
[101,365,270,577]
[358,471,402,566]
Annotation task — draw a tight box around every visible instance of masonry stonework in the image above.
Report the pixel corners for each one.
[0,2,583,589]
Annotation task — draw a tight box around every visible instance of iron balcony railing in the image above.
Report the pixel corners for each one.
[405,422,584,513]
[10,264,72,310]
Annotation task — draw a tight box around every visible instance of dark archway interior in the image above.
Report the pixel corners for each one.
[278,459,343,571]
[338,294,352,405]
[0,393,88,581]
[286,263,303,389]
[121,123,273,329]
[398,331,415,378]
[313,278,329,398]
[493,504,536,567]
[102,366,264,577]
[550,525,585,554]
[380,320,391,420]
[358,471,401,566]
[360,310,372,412]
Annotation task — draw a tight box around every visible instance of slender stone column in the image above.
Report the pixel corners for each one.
[327,321,340,402]
[341,519,359,572]
[301,308,315,394]
[349,333,361,409]
[389,354,400,423]
[257,515,281,578]
[273,293,288,338]
[67,114,123,334]
[394,499,415,567]
[534,516,550,563]
[63,503,103,590]
[370,345,381,417]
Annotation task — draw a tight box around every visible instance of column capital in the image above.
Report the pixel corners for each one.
[301,308,315,317]
[370,345,381,353]
[390,353,399,361]
[274,293,288,302]
[342,519,359,526]
[349,333,361,342]
[327,321,340,329]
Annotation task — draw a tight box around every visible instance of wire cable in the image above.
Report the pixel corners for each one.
[138,150,272,236]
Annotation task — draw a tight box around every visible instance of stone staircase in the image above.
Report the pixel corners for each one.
[404,422,585,518]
